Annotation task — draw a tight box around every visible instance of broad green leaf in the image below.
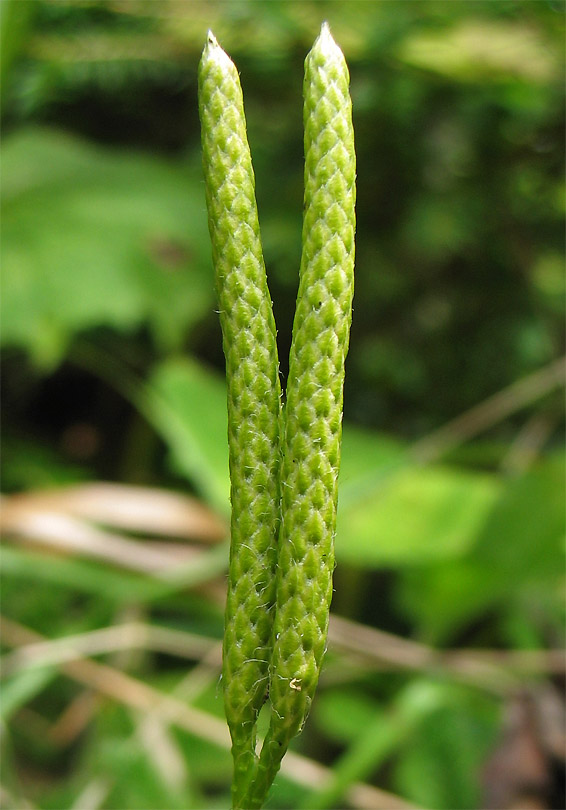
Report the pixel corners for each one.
[1,127,213,367]
[398,455,566,642]
[66,348,230,517]
[336,456,500,567]
[469,455,565,573]
[147,357,230,517]
[398,20,561,83]
[338,425,405,508]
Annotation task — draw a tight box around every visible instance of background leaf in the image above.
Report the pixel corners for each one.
[337,446,501,566]
[146,357,230,516]
[1,128,213,367]
[1,2,564,808]
[398,456,566,643]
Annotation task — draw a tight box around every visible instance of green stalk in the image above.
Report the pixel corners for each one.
[199,22,355,810]
[248,23,355,807]
[198,32,283,809]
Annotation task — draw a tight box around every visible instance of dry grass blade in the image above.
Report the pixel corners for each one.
[199,587,565,691]
[329,615,565,693]
[1,506,197,577]
[0,616,421,810]
[0,483,227,585]
[501,412,558,475]
[0,484,231,582]
[1,482,226,542]
[1,621,220,678]
[0,784,36,810]
[131,643,223,794]
[70,778,112,810]
[410,356,565,466]
[48,690,100,745]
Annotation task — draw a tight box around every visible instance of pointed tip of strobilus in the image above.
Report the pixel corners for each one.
[314,20,342,58]
[202,29,234,72]
[206,29,219,47]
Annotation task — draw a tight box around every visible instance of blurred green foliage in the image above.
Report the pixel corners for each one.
[1,1,564,809]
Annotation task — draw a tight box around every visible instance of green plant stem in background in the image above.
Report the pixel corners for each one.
[199,22,355,810]
[249,23,355,808]
[198,32,283,809]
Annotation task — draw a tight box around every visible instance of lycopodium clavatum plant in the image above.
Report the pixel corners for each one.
[199,22,355,810]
